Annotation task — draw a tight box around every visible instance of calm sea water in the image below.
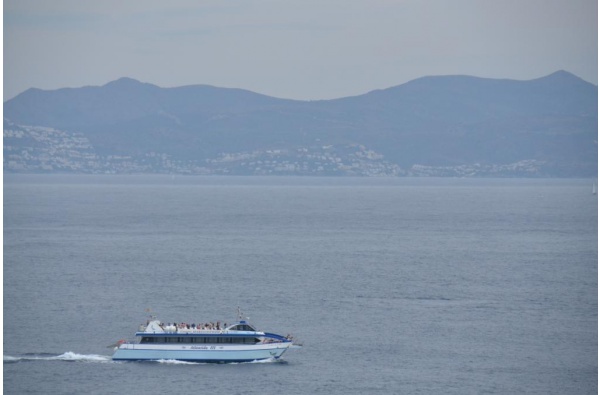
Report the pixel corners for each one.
[3,175,598,394]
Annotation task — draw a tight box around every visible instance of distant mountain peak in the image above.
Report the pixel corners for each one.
[536,70,592,86]
[104,76,139,85]
[103,77,156,90]
[547,70,573,77]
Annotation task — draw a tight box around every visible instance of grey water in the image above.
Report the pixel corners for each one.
[3,175,597,394]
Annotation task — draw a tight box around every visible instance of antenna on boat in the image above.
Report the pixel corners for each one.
[236,306,249,322]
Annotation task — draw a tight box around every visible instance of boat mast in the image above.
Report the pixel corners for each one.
[237,306,249,322]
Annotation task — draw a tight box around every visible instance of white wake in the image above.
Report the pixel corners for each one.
[4,352,112,363]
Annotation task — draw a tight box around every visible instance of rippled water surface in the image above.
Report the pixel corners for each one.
[4,175,598,394]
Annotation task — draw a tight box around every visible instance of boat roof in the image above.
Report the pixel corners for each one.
[137,319,264,336]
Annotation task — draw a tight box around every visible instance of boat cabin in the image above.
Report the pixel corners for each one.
[137,320,264,345]
[226,321,257,331]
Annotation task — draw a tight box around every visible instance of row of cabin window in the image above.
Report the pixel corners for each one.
[233,324,256,331]
[140,337,260,344]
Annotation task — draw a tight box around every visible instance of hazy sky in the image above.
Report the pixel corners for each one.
[4,0,598,100]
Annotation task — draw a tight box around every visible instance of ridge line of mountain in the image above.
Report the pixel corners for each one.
[10,69,595,103]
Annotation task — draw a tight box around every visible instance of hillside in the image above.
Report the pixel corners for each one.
[4,71,597,176]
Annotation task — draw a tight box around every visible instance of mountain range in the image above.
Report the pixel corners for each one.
[4,70,597,176]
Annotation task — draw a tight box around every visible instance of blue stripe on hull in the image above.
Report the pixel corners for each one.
[112,347,288,363]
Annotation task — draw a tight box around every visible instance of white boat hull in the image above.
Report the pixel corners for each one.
[112,342,292,362]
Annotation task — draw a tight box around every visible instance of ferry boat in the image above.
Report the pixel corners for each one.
[112,313,297,363]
